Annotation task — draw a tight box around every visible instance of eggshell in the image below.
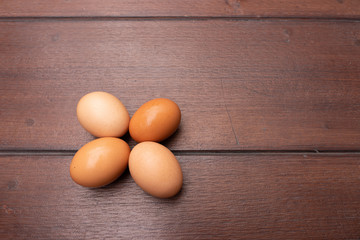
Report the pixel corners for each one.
[129,98,181,143]
[77,91,129,137]
[70,137,130,188]
[129,142,183,198]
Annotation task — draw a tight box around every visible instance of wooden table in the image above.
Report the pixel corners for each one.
[1,1,360,239]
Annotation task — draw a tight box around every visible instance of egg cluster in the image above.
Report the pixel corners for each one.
[70,91,183,198]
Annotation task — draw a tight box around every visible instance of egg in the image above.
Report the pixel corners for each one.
[77,91,129,137]
[129,98,181,143]
[70,137,130,187]
[129,142,183,198]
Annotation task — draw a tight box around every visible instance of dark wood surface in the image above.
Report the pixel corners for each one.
[1,154,360,239]
[1,1,360,239]
[0,0,359,18]
[1,20,360,151]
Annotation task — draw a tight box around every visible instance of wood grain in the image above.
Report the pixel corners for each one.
[0,0,359,18]
[1,20,360,151]
[0,154,359,239]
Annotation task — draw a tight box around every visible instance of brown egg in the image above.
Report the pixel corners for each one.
[70,137,130,187]
[77,91,129,137]
[129,142,183,198]
[129,98,181,143]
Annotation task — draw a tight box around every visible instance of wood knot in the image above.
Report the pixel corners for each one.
[25,118,35,126]
[8,180,18,190]
[225,0,241,11]
[283,29,292,43]
[51,33,59,42]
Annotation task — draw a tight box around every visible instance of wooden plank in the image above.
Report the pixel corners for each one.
[1,154,360,239]
[1,20,360,151]
[0,0,360,18]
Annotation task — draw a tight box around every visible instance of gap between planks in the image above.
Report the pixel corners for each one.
[0,16,360,22]
[1,149,360,156]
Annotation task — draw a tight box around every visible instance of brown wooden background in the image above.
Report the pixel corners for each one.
[1,1,360,239]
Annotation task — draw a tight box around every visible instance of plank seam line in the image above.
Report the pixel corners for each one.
[0,16,360,22]
[2,150,360,156]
